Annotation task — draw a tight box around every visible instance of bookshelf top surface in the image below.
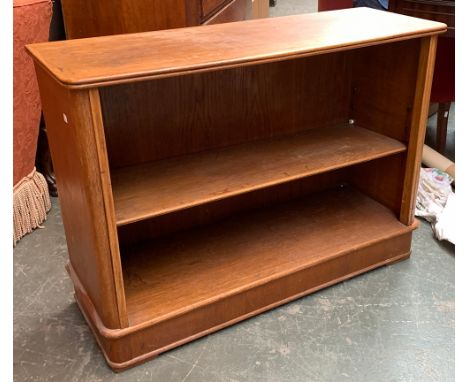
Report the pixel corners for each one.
[27,8,445,89]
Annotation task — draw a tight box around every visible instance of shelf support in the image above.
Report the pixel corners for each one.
[400,35,438,225]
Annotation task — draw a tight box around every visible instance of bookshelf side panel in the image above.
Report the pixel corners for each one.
[34,64,128,329]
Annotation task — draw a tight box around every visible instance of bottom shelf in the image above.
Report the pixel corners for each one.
[122,185,412,326]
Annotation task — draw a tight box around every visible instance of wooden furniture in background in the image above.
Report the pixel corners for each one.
[28,8,445,370]
[389,0,455,154]
[318,0,352,11]
[60,0,251,39]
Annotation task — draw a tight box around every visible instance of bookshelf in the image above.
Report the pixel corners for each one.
[28,8,445,370]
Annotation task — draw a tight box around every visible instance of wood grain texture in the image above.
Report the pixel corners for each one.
[100,52,351,168]
[61,0,251,40]
[26,8,446,88]
[60,0,195,39]
[121,186,412,325]
[117,170,347,246]
[71,225,414,370]
[33,64,127,329]
[400,36,438,224]
[348,154,407,216]
[351,39,420,141]
[88,90,128,327]
[112,126,406,225]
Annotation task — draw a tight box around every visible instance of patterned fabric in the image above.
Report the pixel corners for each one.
[415,168,455,243]
[13,0,52,185]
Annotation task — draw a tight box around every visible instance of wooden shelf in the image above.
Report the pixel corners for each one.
[112,125,406,226]
[122,186,411,326]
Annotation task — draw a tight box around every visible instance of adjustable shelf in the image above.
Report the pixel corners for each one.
[113,125,406,225]
[28,8,445,371]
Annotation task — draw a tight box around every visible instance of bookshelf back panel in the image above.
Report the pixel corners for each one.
[348,153,407,216]
[351,38,421,142]
[100,52,351,169]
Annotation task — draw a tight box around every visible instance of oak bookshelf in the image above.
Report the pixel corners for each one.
[28,8,445,370]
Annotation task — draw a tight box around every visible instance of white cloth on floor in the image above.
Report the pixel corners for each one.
[415,168,455,244]
[433,192,456,243]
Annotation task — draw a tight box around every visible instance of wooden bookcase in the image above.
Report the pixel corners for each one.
[27,8,445,370]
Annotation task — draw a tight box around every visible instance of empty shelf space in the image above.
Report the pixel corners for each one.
[112,125,406,226]
[122,186,411,325]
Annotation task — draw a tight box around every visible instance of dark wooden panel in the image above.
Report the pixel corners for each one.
[101,52,351,168]
[60,0,194,39]
[349,153,407,216]
[351,39,421,142]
